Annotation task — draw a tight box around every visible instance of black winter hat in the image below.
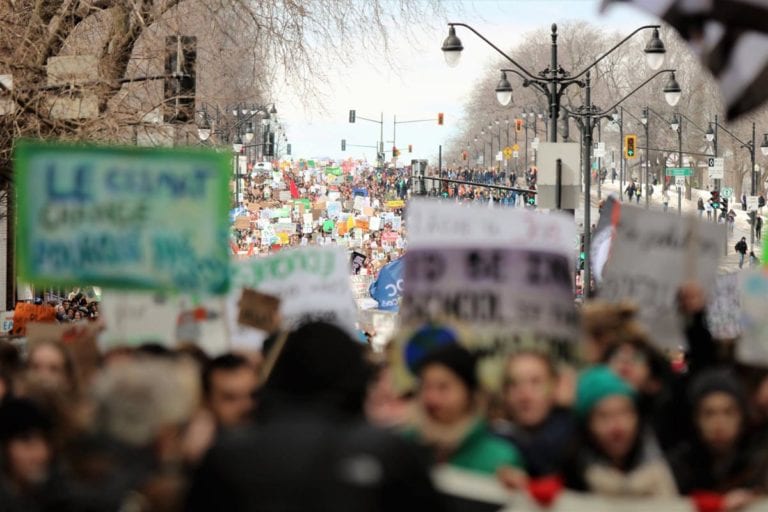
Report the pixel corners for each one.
[263,322,372,412]
[416,343,478,392]
[689,368,749,417]
[0,398,52,443]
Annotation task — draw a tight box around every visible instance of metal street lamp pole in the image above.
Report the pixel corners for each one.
[619,107,624,201]
[583,72,594,295]
[677,114,683,216]
[644,110,650,208]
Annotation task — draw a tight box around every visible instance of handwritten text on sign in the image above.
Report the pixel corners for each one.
[14,141,230,293]
[228,246,358,349]
[404,200,577,342]
[599,207,724,350]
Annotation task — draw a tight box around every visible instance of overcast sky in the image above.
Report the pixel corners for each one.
[276,0,656,164]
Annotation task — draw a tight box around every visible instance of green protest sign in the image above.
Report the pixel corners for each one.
[15,140,231,294]
[325,166,342,176]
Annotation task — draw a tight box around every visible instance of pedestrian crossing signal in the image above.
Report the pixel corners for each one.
[625,134,637,159]
[341,139,346,151]
[438,113,444,125]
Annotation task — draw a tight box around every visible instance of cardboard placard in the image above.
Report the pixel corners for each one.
[237,288,281,332]
[14,141,230,294]
[234,216,251,230]
[11,303,56,336]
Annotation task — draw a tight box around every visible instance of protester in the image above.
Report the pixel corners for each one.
[187,322,442,511]
[201,354,258,429]
[669,370,768,506]
[495,351,576,477]
[735,237,748,269]
[562,366,678,497]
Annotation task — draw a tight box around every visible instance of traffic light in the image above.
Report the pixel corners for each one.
[341,139,346,151]
[393,146,400,157]
[163,35,197,123]
[349,110,356,123]
[624,134,637,159]
[286,143,291,156]
[408,144,413,153]
[515,118,523,133]
[437,113,444,126]
[710,190,720,210]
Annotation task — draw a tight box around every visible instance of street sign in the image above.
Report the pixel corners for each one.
[512,143,520,152]
[707,157,724,171]
[675,176,686,187]
[748,196,759,211]
[722,187,733,199]
[531,137,540,150]
[496,151,503,162]
[513,151,519,159]
[502,146,513,159]
[665,167,693,177]
[594,142,606,158]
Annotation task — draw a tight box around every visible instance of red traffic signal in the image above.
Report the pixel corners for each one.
[437,113,444,125]
[515,118,523,133]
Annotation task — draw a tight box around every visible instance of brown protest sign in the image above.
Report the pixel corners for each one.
[234,216,251,230]
[11,303,56,336]
[237,288,281,332]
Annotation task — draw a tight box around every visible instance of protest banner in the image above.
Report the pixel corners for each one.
[706,273,742,340]
[369,216,381,231]
[355,218,370,231]
[15,141,230,294]
[386,199,405,209]
[11,302,56,336]
[228,246,358,350]
[598,207,725,350]
[382,231,399,244]
[278,190,291,201]
[393,200,578,390]
[350,251,367,274]
[737,269,768,365]
[350,275,374,300]
[326,201,342,219]
[369,257,403,311]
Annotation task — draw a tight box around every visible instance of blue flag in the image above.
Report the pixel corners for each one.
[369,258,403,311]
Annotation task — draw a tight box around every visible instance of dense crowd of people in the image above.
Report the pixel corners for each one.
[1,277,768,511]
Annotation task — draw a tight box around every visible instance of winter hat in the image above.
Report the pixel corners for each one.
[415,343,478,393]
[575,365,636,418]
[689,369,749,417]
[404,325,460,374]
[263,322,372,413]
[0,398,52,443]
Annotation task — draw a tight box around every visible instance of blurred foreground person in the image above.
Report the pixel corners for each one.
[562,366,677,497]
[202,354,257,429]
[53,358,202,512]
[187,322,441,511]
[495,352,575,477]
[408,343,524,478]
[0,398,56,512]
[669,370,768,509]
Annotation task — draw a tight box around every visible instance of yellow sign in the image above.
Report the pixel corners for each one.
[512,143,520,151]
[386,200,405,209]
[502,146,513,160]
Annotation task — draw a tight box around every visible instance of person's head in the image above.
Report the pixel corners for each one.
[26,341,77,393]
[416,344,477,425]
[581,302,643,363]
[603,337,668,394]
[0,398,53,489]
[503,352,558,428]
[202,354,257,428]
[690,370,748,454]
[576,366,638,464]
[261,322,372,416]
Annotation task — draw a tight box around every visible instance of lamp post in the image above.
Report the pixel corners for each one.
[670,113,684,215]
[709,119,768,249]
[451,23,667,143]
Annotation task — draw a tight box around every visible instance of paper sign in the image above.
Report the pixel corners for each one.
[737,270,768,365]
[387,200,405,209]
[363,206,375,217]
[228,247,358,349]
[707,273,742,340]
[14,141,230,293]
[99,291,178,348]
[278,190,291,201]
[369,216,381,231]
[402,200,577,341]
[599,207,725,350]
[302,213,313,226]
[355,218,370,231]
[237,288,281,332]
[350,251,367,275]
[327,201,342,219]
[0,311,13,335]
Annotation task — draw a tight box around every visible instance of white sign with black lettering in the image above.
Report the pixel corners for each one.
[403,200,577,342]
[599,206,725,350]
[708,157,724,179]
[747,196,759,211]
